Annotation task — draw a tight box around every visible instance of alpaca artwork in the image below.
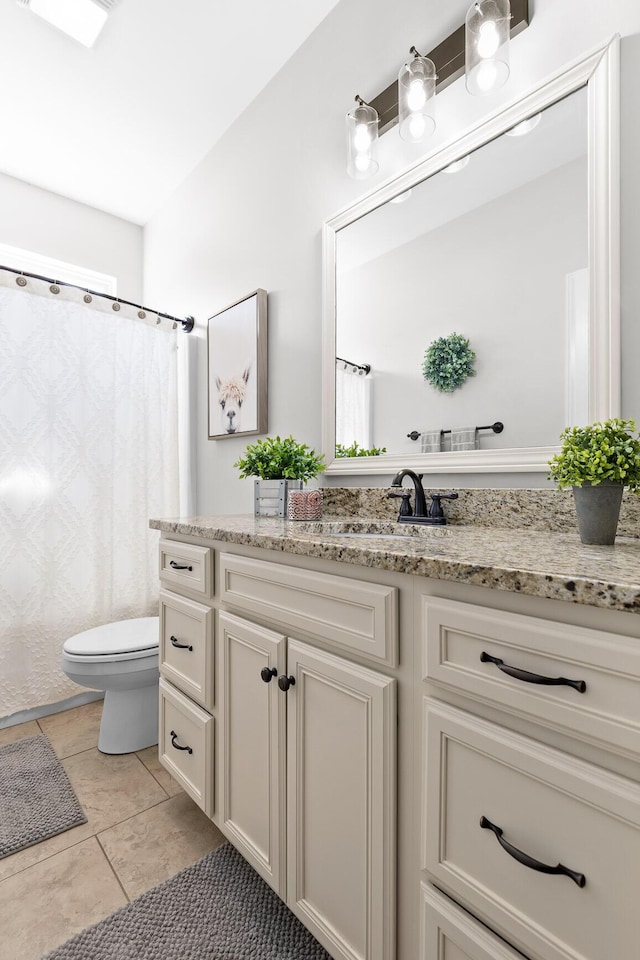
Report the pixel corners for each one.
[207,289,268,440]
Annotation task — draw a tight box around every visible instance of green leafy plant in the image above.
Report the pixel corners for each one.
[422,333,476,393]
[335,441,387,458]
[548,419,640,491]
[234,435,325,482]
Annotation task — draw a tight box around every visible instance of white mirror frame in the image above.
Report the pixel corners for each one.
[322,36,620,476]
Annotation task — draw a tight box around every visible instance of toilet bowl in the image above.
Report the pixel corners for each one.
[61,617,160,755]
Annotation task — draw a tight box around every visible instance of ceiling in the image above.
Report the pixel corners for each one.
[0,0,341,225]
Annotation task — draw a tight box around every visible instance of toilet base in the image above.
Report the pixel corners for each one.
[98,683,159,754]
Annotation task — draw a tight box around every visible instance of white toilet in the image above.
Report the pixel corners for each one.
[61,617,160,755]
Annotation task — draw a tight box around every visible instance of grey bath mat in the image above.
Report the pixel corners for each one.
[43,842,331,960]
[0,733,87,859]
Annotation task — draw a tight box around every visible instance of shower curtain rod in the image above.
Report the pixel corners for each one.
[336,356,371,374]
[0,263,195,332]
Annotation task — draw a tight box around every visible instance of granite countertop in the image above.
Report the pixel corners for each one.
[149,515,640,614]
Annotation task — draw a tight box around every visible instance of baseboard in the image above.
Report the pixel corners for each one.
[0,691,105,729]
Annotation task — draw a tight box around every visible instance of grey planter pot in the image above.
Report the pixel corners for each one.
[254,479,303,517]
[572,482,624,545]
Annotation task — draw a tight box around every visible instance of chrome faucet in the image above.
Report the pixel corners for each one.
[389,470,459,525]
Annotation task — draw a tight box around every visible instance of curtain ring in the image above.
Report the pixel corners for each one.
[155,314,162,325]
[138,309,146,319]
[84,289,92,304]
[50,280,60,294]
[112,299,121,312]
[16,271,27,287]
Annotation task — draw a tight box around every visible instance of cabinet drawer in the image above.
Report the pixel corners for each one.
[159,539,213,598]
[219,553,398,666]
[159,678,214,817]
[420,883,527,960]
[422,596,640,760]
[423,699,640,960]
[159,590,214,710]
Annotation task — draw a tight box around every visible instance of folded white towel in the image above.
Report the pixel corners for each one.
[420,430,442,453]
[450,427,478,451]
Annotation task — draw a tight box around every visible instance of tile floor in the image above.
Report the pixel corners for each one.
[0,700,225,960]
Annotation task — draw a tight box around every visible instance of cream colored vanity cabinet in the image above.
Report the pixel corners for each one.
[216,553,398,960]
[417,587,640,960]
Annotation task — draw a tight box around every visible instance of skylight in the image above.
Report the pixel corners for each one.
[18,0,111,48]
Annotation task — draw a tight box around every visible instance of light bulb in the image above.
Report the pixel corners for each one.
[477,19,500,58]
[407,79,427,112]
[408,114,427,140]
[475,59,499,92]
[354,153,371,173]
[353,123,371,153]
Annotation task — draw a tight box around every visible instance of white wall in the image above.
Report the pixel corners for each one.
[143,0,640,512]
[0,172,143,301]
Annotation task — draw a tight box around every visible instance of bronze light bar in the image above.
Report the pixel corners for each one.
[371,0,530,135]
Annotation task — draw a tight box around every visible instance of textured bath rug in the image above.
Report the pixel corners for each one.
[42,842,331,960]
[0,733,87,859]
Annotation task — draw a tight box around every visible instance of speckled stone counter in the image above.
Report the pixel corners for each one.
[150,515,640,614]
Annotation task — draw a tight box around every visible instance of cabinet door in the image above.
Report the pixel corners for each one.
[286,639,396,960]
[218,611,286,895]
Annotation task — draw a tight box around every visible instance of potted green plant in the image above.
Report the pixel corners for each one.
[548,418,640,544]
[234,435,325,518]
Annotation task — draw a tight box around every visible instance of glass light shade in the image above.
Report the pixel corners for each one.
[398,56,437,143]
[346,102,379,180]
[465,0,511,96]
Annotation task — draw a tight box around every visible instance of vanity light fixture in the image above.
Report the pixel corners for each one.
[344,0,527,177]
[465,0,512,96]
[398,48,437,143]
[346,96,380,180]
[505,112,542,136]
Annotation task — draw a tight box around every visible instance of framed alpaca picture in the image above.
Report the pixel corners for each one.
[207,289,268,440]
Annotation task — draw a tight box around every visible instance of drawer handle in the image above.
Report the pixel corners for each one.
[480,816,586,888]
[170,730,193,754]
[260,667,277,683]
[169,560,193,571]
[480,651,586,693]
[170,635,193,652]
[278,674,296,692]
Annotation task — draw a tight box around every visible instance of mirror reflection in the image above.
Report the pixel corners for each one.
[335,87,588,458]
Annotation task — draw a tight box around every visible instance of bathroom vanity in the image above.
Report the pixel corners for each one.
[150,514,640,960]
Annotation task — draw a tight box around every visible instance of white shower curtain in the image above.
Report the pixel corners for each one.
[0,285,180,717]
[335,364,372,450]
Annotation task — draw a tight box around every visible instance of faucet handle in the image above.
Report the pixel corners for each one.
[428,492,459,520]
[388,490,413,517]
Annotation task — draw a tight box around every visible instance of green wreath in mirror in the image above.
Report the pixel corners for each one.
[422,333,476,393]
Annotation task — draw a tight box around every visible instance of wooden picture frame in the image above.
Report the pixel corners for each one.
[207,289,268,440]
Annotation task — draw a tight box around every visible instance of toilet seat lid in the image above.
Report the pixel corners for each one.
[63,617,159,657]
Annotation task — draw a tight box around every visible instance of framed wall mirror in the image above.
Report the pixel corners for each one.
[322,37,619,476]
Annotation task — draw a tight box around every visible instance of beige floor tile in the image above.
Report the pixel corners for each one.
[0,837,127,960]
[63,748,168,835]
[38,700,103,758]
[0,819,95,884]
[0,721,40,747]
[99,792,226,899]
[136,745,183,797]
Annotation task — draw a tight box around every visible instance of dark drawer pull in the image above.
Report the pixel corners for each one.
[480,816,586,887]
[480,651,586,693]
[261,667,277,683]
[169,560,193,571]
[170,730,193,754]
[278,674,296,692]
[170,635,193,652]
